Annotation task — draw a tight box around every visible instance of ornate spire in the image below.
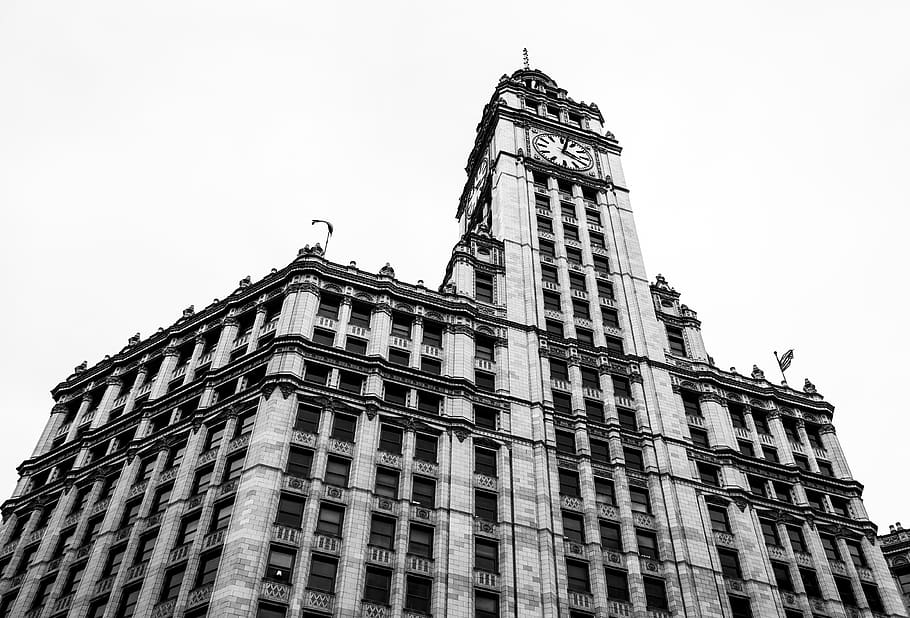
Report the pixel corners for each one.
[522,48,530,70]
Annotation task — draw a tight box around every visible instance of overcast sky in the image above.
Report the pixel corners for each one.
[1,1,907,528]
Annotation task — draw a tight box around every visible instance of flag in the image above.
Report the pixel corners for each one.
[312,219,334,236]
[777,349,794,372]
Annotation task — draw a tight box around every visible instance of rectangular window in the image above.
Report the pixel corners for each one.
[369,516,395,550]
[728,404,747,429]
[708,506,730,533]
[553,393,572,414]
[349,302,372,328]
[820,534,840,562]
[476,273,495,303]
[391,314,412,339]
[265,546,295,584]
[475,336,496,361]
[559,469,580,497]
[595,478,615,504]
[275,495,306,529]
[644,577,668,610]
[121,499,142,528]
[800,568,822,597]
[331,414,357,442]
[384,383,408,405]
[585,209,601,226]
[312,328,335,346]
[414,433,438,463]
[324,457,351,488]
[475,490,498,522]
[617,409,638,432]
[690,428,709,448]
[338,371,364,394]
[378,425,403,454]
[133,534,156,565]
[405,576,432,612]
[600,521,622,551]
[295,404,321,433]
[286,447,313,478]
[160,566,185,602]
[589,232,606,249]
[605,569,629,601]
[196,551,221,587]
[61,563,85,595]
[408,525,434,558]
[718,548,742,578]
[563,225,580,242]
[572,299,591,320]
[421,321,444,348]
[303,363,330,385]
[475,406,498,429]
[222,455,244,484]
[585,399,604,423]
[593,256,609,276]
[177,515,199,546]
[550,360,569,381]
[210,501,234,533]
[666,326,686,356]
[590,439,610,464]
[205,424,226,451]
[409,476,437,510]
[317,296,340,320]
[787,526,807,553]
[846,540,867,568]
[417,391,442,415]
[388,347,410,366]
[612,376,631,399]
[563,512,585,543]
[420,356,442,375]
[566,560,590,593]
[817,460,835,477]
[475,447,497,477]
[602,308,620,329]
[698,463,720,486]
[830,496,850,517]
[566,247,583,266]
[316,504,345,537]
[630,486,651,514]
[738,441,755,457]
[575,328,594,345]
[475,370,496,391]
[569,273,586,292]
[773,482,791,502]
[119,587,141,618]
[345,337,367,355]
[793,454,810,472]
[772,562,794,592]
[374,468,400,499]
[543,291,561,312]
[546,319,564,338]
[749,476,767,497]
[623,447,644,471]
[580,368,599,390]
[475,539,499,573]
[763,447,779,463]
[307,556,338,593]
[636,530,659,560]
[539,240,555,258]
[863,584,884,613]
[835,576,856,606]
[760,519,780,546]
[541,265,558,284]
[556,430,576,455]
[729,597,753,618]
[364,567,392,604]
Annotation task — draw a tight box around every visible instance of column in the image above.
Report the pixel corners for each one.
[818,425,853,480]
[742,406,767,459]
[91,376,125,429]
[367,303,392,358]
[700,393,737,449]
[183,333,207,385]
[211,317,240,370]
[65,394,94,442]
[30,403,70,457]
[766,410,794,465]
[335,297,353,350]
[795,420,820,473]
[449,324,474,381]
[123,366,149,416]
[246,301,268,354]
[410,317,424,370]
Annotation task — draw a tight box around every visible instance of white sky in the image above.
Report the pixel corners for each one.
[1,1,908,529]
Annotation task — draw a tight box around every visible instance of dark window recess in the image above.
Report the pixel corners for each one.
[550,360,569,381]
[316,296,340,320]
[408,525,434,558]
[414,433,438,463]
[585,208,600,225]
[312,328,335,346]
[595,478,615,504]
[378,425,403,454]
[159,566,185,602]
[566,560,590,593]
[564,225,580,242]
[539,240,555,258]
[541,265,559,283]
[324,457,351,488]
[600,521,622,551]
[617,409,638,431]
[863,584,885,613]
[349,302,373,329]
[817,461,835,477]
[718,548,742,578]
[210,501,234,533]
[543,291,561,312]
[698,463,720,486]
[585,399,604,423]
[593,256,609,275]
[384,383,408,406]
[196,551,221,587]
[364,567,392,604]
[275,495,306,529]
[295,404,321,433]
[729,597,753,618]
[369,516,395,550]
[575,328,594,345]
[738,441,755,457]
[475,336,496,361]
[345,337,367,355]
[412,477,436,509]
[636,530,660,560]
[630,486,651,514]
[556,430,576,455]
[612,376,631,399]
[708,506,731,533]
[391,314,412,339]
[787,526,808,553]
[580,368,599,389]
[566,247,583,266]
[572,299,590,320]
[337,371,364,394]
[772,562,794,592]
[331,414,357,442]
[475,539,499,573]
[773,481,791,502]
[589,232,606,249]
[835,576,856,606]
[304,363,330,386]
[475,447,497,477]
[388,347,410,366]
[690,427,710,448]
[417,392,442,415]
[475,406,498,429]
[760,519,780,546]
[623,447,644,471]
[475,371,496,391]
[475,490,498,521]
[420,356,442,375]
[763,447,779,463]
[559,469,580,497]
[605,569,629,601]
[546,320,564,338]
[315,504,345,537]
[749,476,767,497]
[475,273,495,303]
[666,326,686,356]
[562,512,585,543]
[374,468,399,499]
[553,393,572,414]
[800,568,822,597]
[307,556,338,593]
[728,403,747,429]
[590,439,610,464]
[405,576,432,612]
[644,577,668,610]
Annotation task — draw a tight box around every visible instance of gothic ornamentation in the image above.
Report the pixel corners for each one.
[365,404,379,420]
[803,378,817,394]
[379,263,396,278]
[750,365,765,380]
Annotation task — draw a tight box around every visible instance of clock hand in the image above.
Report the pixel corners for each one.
[561,136,571,153]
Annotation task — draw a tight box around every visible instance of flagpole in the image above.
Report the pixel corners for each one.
[774,350,788,387]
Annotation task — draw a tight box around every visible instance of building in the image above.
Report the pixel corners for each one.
[880,523,910,614]
[0,64,905,618]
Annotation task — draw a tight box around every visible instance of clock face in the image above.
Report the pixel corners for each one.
[532,133,594,171]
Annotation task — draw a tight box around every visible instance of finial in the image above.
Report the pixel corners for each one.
[522,48,530,70]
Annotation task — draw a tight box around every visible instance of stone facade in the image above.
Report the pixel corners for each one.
[879,524,910,615]
[0,66,906,618]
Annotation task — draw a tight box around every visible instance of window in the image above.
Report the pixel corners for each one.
[374,468,400,499]
[475,370,496,391]
[345,337,367,355]
[580,368,599,390]
[800,568,821,597]
[698,463,720,486]
[408,525,434,558]
[316,504,345,537]
[61,562,86,595]
[412,477,436,508]
[602,308,620,329]
[585,400,604,423]
[349,302,372,328]
[177,515,200,546]
[575,328,594,345]
[595,478,615,504]
[629,486,651,514]
[845,540,867,568]
[763,446,779,463]
[475,592,500,618]
[897,567,910,594]
[681,392,701,417]
[210,501,234,532]
[708,506,730,533]
[303,363,330,385]
[623,447,644,471]
[543,291,561,312]
[752,412,770,435]
[475,539,499,572]
[295,404,321,433]
[119,587,141,618]
[605,569,629,601]
[566,560,590,593]
[307,556,338,592]
[817,460,835,477]
[593,256,609,276]
[338,371,364,394]
[475,406,498,429]
[332,414,357,442]
[196,551,221,587]
[539,240,555,258]
[597,279,614,300]
[690,428,709,448]
[830,496,850,517]
[585,209,601,226]
[643,577,668,610]
[379,425,403,454]
[223,455,244,484]
[193,467,214,495]
[160,566,185,602]
[636,530,659,559]
[772,562,794,592]
[553,393,572,414]
[286,447,313,478]
[773,482,792,503]
[87,599,108,618]
[388,347,410,366]
[748,476,767,497]
[415,433,438,463]
[391,314,412,339]
[420,356,442,375]
[405,576,432,612]
[563,512,585,543]
[541,265,558,284]
[317,296,340,320]
[590,439,610,464]
[276,495,306,529]
[133,534,156,565]
[738,441,755,457]
[572,299,591,320]
[384,383,408,405]
[729,597,753,618]
[135,457,155,484]
[546,319,564,338]
[152,485,173,514]
[728,404,747,429]
[834,576,856,606]
[475,447,497,477]
[53,528,75,557]
[475,490,498,521]
[600,521,622,551]
[760,519,780,546]
[476,273,495,303]
[612,376,631,399]
[559,469,580,497]
[793,454,810,472]
[569,273,586,292]
[265,546,295,584]
[369,516,395,549]
[556,431,576,455]
[364,567,392,604]
[475,336,495,361]
[417,392,442,415]
[820,534,840,562]
[324,457,351,487]
[666,326,686,356]
[563,225,580,242]
[589,232,606,250]
[863,584,885,613]
[718,548,742,578]
[617,409,638,432]
[787,526,807,553]
[312,328,335,346]
[565,247,583,266]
